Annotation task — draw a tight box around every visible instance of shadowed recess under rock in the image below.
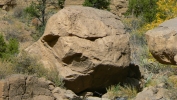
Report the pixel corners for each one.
[42,34,60,47]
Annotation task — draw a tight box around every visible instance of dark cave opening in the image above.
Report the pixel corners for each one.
[42,34,60,47]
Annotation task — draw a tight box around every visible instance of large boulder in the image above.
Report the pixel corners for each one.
[145,17,177,65]
[26,6,130,93]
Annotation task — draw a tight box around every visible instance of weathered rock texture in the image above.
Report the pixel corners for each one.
[64,0,128,17]
[64,0,84,6]
[0,0,16,11]
[0,74,80,100]
[145,17,177,65]
[0,74,55,100]
[110,0,128,16]
[26,6,130,93]
[135,86,168,100]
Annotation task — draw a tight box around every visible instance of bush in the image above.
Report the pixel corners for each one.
[83,0,110,10]
[13,51,44,75]
[58,0,65,9]
[13,51,64,87]
[0,34,7,58]
[126,0,158,23]
[0,34,19,59]
[31,25,45,41]
[0,60,15,79]
[13,6,24,18]
[46,68,64,87]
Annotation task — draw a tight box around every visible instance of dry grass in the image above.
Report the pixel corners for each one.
[0,60,15,79]
[106,84,137,99]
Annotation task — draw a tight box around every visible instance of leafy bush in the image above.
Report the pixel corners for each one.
[83,0,110,10]
[58,0,65,9]
[0,34,19,59]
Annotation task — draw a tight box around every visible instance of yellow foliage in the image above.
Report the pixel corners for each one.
[143,0,177,31]
[136,0,177,62]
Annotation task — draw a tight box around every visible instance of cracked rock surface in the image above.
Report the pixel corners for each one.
[26,6,130,93]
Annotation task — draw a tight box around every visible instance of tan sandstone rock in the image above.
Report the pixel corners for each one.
[145,17,177,65]
[64,0,84,6]
[0,0,16,11]
[110,0,128,17]
[134,86,171,100]
[26,6,130,93]
[0,74,55,100]
[0,74,81,100]
[64,0,128,17]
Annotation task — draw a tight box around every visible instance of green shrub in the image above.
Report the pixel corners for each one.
[0,34,19,59]
[0,34,7,58]
[83,0,110,10]
[58,0,65,9]
[126,0,158,23]
[7,38,19,55]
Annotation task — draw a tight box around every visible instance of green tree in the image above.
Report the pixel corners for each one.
[83,0,110,10]
[25,0,47,26]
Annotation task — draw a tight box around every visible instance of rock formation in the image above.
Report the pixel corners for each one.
[0,0,16,11]
[135,86,168,100]
[64,0,128,17]
[26,6,130,93]
[109,0,128,16]
[64,0,84,6]
[145,17,177,65]
[0,74,80,100]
